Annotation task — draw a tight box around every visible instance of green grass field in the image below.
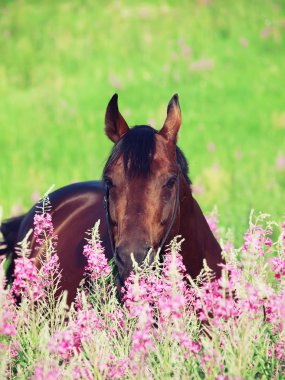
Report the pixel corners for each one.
[0,0,284,242]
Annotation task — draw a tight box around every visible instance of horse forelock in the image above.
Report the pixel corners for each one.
[102,125,191,183]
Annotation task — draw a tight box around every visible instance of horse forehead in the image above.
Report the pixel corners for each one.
[108,151,172,174]
[154,134,175,160]
[152,147,176,173]
[106,133,175,177]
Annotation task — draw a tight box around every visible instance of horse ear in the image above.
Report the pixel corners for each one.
[159,94,182,143]
[105,94,129,143]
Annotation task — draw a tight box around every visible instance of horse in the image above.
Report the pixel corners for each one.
[1,94,224,304]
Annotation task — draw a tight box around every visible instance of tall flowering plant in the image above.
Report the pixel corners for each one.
[0,262,18,347]
[81,220,114,309]
[11,193,61,304]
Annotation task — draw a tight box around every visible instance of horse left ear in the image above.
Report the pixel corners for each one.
[159,94,182,143]
[105,94,129,143]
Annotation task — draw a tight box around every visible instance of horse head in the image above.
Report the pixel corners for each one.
[103,94,191,285]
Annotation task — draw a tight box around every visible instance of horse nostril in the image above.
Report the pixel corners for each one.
[115,244,153,268]
[142,245,154,263]
[115,247,126,266]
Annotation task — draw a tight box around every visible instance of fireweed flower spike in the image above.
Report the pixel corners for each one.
[12,193,61,303]
[0,265,17,337]
[82,220,111,282]
[12,231,44,301]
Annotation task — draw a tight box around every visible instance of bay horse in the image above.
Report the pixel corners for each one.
[1,94,223,304]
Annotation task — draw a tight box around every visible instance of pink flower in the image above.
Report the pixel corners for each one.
[12,257,44,300]
[0,309,17,336]
[163,248,187,278]
[0,270,18,336]
[34,213,55,246]
[159,294,185,321]
[41,253,61,287]
[173,332,201,358]
[281,222,285,254]
[74,308,106,340]
[108,309,125,335]
[222,242,235,256]
[48,329,79,360]
[206,212,219,239]
[242,224,273,257]
[131,326,155,357]
[48,305,109,362]
[200,346,224,375]
[123,273,165,311]
[275,340,285,362]
[271,257,285,279]
[238,283,266,317]
[192,279,239,326]
[73,366,94,380]
[265,291,285,333]
[33,362,62,380]
[123,276,156,360]
[83,242,111,281]
[9,341,20,359]
[100,355,129,379]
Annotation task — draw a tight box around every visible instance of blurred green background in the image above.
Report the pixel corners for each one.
[0,0,284,242]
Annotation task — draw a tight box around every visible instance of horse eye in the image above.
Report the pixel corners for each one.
[166,176,177,189]
[104,177,114,188]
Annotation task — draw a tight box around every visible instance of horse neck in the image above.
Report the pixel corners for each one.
[177,178,223,279]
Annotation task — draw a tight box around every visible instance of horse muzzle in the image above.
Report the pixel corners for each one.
[114,244,154,285]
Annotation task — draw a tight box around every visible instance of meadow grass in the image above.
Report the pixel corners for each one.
[0,0,285,243]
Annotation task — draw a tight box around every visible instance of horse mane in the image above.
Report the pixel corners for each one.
[103,125,191,184]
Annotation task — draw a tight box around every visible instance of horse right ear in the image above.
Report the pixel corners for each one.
[159,94,182,143]
[105,94,129,143]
